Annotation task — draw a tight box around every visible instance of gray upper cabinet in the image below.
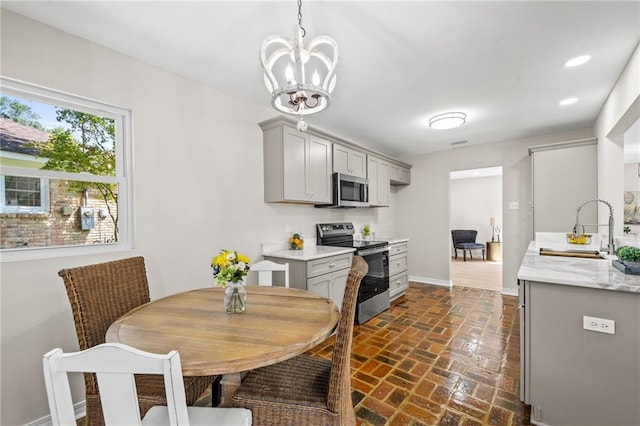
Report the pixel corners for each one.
[367,155,390,207]
[390,163,411,185]
[333,143,367,178]
[263,123,332,204]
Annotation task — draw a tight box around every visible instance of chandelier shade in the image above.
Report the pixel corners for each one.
[260,1,338,118]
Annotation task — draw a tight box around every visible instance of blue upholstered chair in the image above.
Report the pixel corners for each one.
[451,230,485,261]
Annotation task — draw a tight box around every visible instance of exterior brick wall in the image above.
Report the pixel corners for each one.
[0,180,117,249]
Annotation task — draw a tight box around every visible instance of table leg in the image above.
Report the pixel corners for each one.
[217,372,242,407]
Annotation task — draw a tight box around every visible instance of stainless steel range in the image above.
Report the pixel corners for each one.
[316,222,390,324]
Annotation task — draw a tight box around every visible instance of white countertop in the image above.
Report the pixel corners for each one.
[263,245,355,261]
[517,233,640,294]
[379,237,409,245]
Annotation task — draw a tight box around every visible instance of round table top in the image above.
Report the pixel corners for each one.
[106,286,339,376]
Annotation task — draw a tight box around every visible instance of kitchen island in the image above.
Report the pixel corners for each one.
[517,235,640,426]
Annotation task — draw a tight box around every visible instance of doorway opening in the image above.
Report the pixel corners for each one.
[449,166,503,291]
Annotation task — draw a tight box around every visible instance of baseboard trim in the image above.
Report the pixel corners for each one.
[501,288,518,296]
[28,400,85,426]
[409,275,452,288]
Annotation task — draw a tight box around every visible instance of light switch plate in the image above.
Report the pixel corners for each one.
[509,201,519,210]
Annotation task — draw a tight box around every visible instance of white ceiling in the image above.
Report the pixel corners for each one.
[3,1,639,158]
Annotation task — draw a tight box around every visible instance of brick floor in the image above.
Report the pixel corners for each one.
[307,282,531,425]
[192,282,531,425]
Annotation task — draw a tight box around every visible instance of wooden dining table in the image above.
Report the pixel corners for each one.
[106,285,339,405]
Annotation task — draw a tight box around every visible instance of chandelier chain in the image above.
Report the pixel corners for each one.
[297,0,306,38]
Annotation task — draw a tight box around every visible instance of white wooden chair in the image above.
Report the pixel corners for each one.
[43,343,252,426]
[250,260,289,287]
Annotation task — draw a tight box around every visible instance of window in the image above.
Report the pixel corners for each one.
[0,77,133,260]
[1,175,50,213]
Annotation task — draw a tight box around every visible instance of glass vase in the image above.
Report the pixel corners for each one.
[224,281,246,314]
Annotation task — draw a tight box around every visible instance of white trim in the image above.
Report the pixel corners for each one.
[0,151,48,163]
[0,175,49,213]
[27,400,86,426]
[0,166,119,184]
[409,275,452,288]
[501,287,518,296]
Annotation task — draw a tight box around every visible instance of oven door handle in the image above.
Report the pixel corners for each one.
[357,246,390,256]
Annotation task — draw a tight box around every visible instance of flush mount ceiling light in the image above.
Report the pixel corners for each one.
[559,97,578,106]
[429,112,466,130]
[564,55,591,68]
[260,0,338,131]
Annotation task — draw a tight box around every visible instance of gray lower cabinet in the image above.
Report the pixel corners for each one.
[520,280,640,426]
[388,241,408,300]
[264,252,353,309]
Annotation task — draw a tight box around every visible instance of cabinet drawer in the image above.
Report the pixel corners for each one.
[389,253,408,276]
[389,242,408,256]
[307,253,353,278]
[389,273,408,299]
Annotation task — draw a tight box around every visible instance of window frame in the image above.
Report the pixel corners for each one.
[0,76,134,261]
[0,175,50,213]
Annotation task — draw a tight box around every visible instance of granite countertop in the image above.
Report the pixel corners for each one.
[263,245,355,261]
[517,233,640,294]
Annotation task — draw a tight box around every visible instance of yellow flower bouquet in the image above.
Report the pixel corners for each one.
[211,249,251,287]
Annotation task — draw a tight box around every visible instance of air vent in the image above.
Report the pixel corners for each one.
[449,139,469,146]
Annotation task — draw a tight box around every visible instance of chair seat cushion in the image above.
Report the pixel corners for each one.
[233,354,331,408]
[455,243,485,249]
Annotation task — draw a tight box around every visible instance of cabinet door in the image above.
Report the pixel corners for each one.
[531,142,596,234]
[282,127,309,202]
[333,144,351,176]
[329,268,350,310]
[349,150,367,178]
[367,155,390,207]
[307,273,331,300]
[307,135,332,203]
[333,144,366,178]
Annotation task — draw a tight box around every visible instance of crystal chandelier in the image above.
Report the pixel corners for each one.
[260,0,338,131]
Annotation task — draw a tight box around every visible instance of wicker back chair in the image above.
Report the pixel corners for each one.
[231,255,368,426]
[58,257,214,426]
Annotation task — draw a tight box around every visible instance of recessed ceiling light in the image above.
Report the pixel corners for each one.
[564,55,591,68]
[429,112,466,130]
[559,97,578,106]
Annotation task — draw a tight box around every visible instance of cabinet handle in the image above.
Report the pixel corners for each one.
[328,262,335,268]
[397,261,401,266]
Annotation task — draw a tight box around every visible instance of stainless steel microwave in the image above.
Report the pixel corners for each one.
[316,173,369,208]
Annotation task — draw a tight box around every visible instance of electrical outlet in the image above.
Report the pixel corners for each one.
[583,316,615,335]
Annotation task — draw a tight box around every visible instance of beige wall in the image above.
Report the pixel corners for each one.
[0,11,397,425]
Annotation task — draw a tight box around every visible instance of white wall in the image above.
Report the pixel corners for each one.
[596,43,640,240]
[0,11,397,425]
[396,127,594,292]
[450,174,502,251]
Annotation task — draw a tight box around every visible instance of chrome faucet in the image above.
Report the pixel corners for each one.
[573,199,615,254]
